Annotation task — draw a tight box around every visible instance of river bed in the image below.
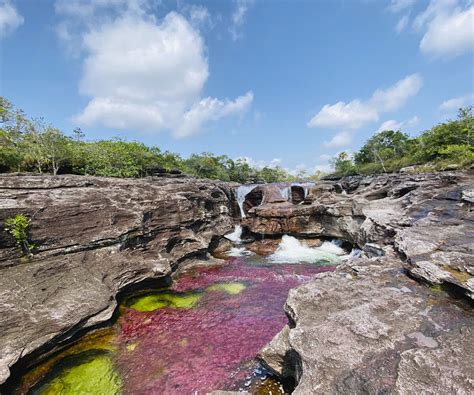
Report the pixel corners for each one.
[12,238,346,394]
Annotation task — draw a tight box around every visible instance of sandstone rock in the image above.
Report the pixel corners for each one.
[0,174,234,384]
[259,257,474,394]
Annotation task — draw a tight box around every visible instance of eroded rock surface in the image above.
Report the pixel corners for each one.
[244,171,474,298]
[259,255,474,394]
[255,170,474,394]
[0,174,234,384]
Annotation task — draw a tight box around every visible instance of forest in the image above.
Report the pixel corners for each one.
[1,96,472,182]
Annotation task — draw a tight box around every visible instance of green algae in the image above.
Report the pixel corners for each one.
[126,292,202,312]
[206,282,247,295]
[32,350,122,395]
[441,265,473,283]
[15,328,117,395]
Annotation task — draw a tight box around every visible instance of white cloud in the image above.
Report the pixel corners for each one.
[324,131,353,148]
[371,74,423,111]
[236,156,282,169]
[375,116,419,133]
[319,153,333,161]
[174,92,253,138]
[0,0,23,38]
[229,0,253,41]
[388,0,418,13]
[308,100,378,130]
[57,3,253,138]
[417,1,474,58]
[308,74,422,130]
[439,93,474,111]
[187,4,212,27]
[395,14,410,33]
[313,163,332,174]
[393,0,474,58]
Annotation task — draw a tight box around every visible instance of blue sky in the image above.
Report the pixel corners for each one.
[1,0,473,174]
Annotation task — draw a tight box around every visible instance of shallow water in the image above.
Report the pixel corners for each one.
[14,253,337,395]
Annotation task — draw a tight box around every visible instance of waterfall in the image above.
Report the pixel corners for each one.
[236,185,257,218]
[225,225,243,243]
[279,185,291,201]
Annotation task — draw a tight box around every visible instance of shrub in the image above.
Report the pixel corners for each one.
[4,213,35,255]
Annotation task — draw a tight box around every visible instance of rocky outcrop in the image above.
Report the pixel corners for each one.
[243,171,474,298]
[0,174,234,385]
[259,254,474,394]
[253,171,474,393]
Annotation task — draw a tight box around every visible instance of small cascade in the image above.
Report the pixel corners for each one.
[279,185,291,201]
[236,185,257,218]
[268,236,349,264]
[299,182,314,199]
[225,225,243,243]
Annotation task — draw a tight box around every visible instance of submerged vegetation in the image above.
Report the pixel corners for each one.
[1,96,472,181]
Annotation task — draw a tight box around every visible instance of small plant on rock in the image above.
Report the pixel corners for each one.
[4,213,35,255]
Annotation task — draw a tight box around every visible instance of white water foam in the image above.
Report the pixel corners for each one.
[227,247,255,257]
[268,235,347,264]
[225,225,243,243]
[236,185,258,218]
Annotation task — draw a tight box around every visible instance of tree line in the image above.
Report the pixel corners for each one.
[0,97,307,183]
[1,96,472,181]
[331,107,474,176]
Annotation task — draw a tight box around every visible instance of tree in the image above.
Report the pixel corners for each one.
[354,130,412,172]
[416,106,474,163]
[42,127,72,175]
[331,152,356,176]
[0,97,30,172]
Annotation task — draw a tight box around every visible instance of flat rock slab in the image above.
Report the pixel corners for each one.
[259,257,474,394]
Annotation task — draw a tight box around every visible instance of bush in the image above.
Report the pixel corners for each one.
[4,213,35,255]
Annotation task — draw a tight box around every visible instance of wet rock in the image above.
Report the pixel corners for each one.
[244,171,474,298]
[259,257,474,394]
[0,174,234,384]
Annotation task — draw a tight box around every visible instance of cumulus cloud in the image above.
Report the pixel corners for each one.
[391,0,474,58]
[439,93,474,111]
[0,0,23,38]
[174,92,254,138]
[308,74,422,130]
[375,116,419,133]
[56,2,253,138]
[229,0,253,41]
[415,0,474,58]
[323,131,353,148]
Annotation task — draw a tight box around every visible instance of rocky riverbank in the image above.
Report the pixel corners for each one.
[0,174,235,385]
[246,171,474,394]
[0,171,473,393]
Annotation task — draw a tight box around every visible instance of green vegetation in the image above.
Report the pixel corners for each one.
[0,97,321,182]
[332,107,474,176]
[126,292,203,312]
[206,282,247,295]
[4,213,35,255]
[34,350,122,395]
[2,96,472,180]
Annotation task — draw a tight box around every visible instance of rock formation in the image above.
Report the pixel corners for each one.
[0,174,234,385]
[1,170,473,394]
[251,171,474,394]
